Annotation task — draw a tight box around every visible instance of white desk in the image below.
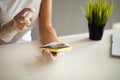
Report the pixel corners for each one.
[0,30,120,80]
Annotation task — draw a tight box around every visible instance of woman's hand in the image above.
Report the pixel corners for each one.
[13,8,35,31]
[41,42,71,61]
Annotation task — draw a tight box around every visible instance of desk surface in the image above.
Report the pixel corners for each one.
[0,30,120,80]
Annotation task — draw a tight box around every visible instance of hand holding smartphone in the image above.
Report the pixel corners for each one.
[39,42,72,53]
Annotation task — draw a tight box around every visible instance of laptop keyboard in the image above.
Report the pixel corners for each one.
[112,30,120,56]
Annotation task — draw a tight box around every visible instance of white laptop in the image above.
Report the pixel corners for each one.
[112,30,120,57]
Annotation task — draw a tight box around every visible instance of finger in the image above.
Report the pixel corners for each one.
[42,48,48,57]
[55,43,70,48]
[16,18,31,27]
[42,49,52,60]
[16,25,27,31]
[15,19,28,27]
[42,49,50,58]
[41,49,57,60]
[18,8,35,15]
[14,15,25,23]
[15,15,30,25]
[14,20,27,31]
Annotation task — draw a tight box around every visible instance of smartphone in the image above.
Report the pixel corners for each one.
[39,45,72,53]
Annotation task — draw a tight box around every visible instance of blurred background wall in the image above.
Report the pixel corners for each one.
[32,0,120,40]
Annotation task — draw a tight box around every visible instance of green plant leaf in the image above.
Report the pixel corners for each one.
[83,0,114,27]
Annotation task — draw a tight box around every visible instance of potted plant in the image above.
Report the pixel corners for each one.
[83,0,114,40]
